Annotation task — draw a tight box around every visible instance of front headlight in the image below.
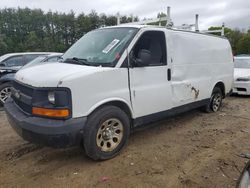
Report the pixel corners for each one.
[237,77,250,82]
[48,91,55,104]
[32,88,72,119]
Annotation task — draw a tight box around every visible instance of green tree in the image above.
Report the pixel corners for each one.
[208,26,233,38]
[227,29,244,54]
[25,31,41,51]
[0,7,139,55]
[236,33,250,54]
[0,35,7,54]
[146,12,167,26]
[208,26,249,55]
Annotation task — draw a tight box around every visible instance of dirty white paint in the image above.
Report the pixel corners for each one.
[166,29,234,106]
[15,26,234,119]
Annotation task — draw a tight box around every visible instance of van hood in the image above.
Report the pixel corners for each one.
[234,68,250,80]
[15,62,112,87]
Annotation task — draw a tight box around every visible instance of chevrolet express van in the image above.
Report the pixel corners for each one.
[4,25,234,160]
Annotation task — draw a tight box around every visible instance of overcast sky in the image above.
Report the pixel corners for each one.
[1,0,250,30]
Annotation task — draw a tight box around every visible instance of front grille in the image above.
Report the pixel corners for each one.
[12,81,34,114]
[236,88,247,92]
[12,81,33,96]
[237,78,250,82]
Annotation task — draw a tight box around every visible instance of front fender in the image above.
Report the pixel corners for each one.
[60,68,132,118]
[0,73,15,84]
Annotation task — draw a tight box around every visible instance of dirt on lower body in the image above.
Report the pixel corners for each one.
[0,96,250,188]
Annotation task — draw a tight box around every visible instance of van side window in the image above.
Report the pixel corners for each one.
[132,31,166,66]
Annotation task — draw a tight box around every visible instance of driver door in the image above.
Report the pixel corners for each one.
[129,30,173,119]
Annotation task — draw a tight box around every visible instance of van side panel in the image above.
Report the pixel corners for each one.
[166,30,233,107]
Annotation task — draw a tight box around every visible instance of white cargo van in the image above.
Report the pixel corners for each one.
[4,25,233,160]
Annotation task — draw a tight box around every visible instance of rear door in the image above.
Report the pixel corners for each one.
[128,29,172,118]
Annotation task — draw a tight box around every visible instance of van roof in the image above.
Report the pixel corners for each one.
[101,25,227,40]
[102,24,159,29]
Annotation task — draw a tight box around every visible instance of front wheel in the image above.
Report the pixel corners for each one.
[83,106,130,160]
[203,87,223,113]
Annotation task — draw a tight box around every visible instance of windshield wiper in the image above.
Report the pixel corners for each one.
[73,57,91,65]
[64,57,91,66]
[63,57,114,67]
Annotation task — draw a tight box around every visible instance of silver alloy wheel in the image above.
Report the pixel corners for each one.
[0,87,11,104]
[96,118,124,152]
[212,93,222,112]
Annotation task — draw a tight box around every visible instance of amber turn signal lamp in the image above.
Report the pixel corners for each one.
[32,107,69,118]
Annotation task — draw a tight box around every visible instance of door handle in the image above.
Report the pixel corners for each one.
[167,69,171,81]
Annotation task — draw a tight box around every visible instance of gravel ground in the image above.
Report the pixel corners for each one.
[0,96,250,188]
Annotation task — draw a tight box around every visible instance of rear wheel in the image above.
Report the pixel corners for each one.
[0,83,12,106]
[203,87,223,113]
[83,105,130,160]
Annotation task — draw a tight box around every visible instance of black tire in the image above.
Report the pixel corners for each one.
[203,87,223,113]
[83,105,130,161]
[0,82,12,106]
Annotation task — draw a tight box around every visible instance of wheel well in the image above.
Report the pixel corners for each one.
[92,101,133,120]
[214,82,225,98]
[80,101,133,147]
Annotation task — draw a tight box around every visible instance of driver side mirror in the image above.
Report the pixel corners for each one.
[130,49,151,67]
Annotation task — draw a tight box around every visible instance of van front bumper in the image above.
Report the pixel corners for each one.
[233,81,250,95]
[4,98,87,148]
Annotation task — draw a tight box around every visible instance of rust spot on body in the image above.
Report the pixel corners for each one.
[191,87,199,99]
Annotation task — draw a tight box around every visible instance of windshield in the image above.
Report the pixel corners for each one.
[62,27,138,67]
[234,58,250,69]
